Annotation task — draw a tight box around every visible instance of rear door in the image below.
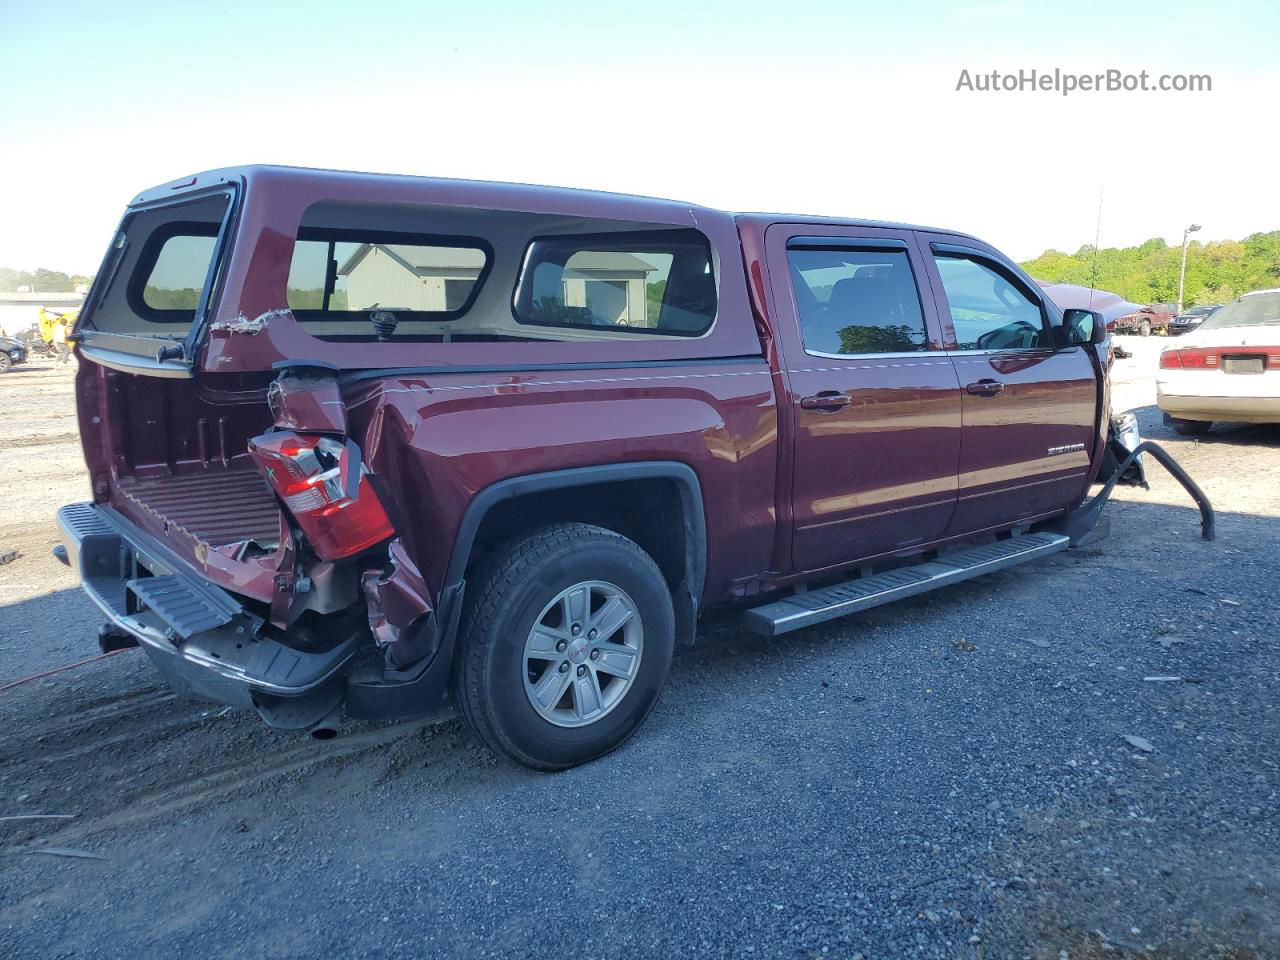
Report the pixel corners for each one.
[766,224,963,573]
[921,238,1098,535]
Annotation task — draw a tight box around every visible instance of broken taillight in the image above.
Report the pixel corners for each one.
[248,431,393,561]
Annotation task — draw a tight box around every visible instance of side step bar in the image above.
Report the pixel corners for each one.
[743,532,1069,637]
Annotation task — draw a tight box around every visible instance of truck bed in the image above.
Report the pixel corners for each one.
[116,470,281,548]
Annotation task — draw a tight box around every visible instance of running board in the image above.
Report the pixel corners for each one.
[743,532,1070,637]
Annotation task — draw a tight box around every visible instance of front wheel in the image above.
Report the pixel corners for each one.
[1139,320,1152,336]
[452,523,675,770]
[0,353,11,373]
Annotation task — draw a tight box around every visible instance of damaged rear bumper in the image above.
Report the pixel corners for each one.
[56,502,362,721]
[56,502,457,726]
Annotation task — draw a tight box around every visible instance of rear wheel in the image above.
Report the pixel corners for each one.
[1139,320,1152,336]
[1165,413,1212,436]
[0,353,11,373]
[452,523,675,770]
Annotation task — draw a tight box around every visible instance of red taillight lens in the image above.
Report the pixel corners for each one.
[1161,348,1217,370]
[248,432,393,560]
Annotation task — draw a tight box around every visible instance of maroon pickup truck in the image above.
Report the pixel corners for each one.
[57,166,1194,769]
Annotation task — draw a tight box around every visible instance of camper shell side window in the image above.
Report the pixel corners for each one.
[279,201,719,344]
[512,229,717,337]
[286,230,493,322]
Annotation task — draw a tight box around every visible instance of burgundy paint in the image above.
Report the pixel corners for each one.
[915,233,1099,531]
[350,362,780,600]
[75,166,1112,628]
[761,223,964,571]
[185,167,762,374]
[267,370,348,434]
[361,539,436,668]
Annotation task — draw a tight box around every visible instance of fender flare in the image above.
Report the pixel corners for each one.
[444,461,707,643]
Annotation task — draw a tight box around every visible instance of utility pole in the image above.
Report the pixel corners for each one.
[1178,223,1201,314]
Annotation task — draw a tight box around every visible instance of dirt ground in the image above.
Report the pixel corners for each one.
[0,342,1277,959]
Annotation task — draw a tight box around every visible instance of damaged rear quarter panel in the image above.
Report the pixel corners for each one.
[345,364,780,604]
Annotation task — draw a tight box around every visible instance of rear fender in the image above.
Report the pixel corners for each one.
[446,462,708,647]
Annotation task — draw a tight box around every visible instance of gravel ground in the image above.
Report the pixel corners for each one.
[1,342,1277,959]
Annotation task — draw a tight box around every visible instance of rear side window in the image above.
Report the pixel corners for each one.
[287,234,491,318]
[514,230,716,336]
[933,255,1046,350]
[786,246,928,355]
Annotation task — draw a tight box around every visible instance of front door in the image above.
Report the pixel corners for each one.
[767,225,964,573]
[921,239,1099,535]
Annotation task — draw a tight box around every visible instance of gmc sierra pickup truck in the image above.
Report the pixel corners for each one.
[57,166,1206,769]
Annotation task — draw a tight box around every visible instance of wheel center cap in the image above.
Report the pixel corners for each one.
[567,637,590,664]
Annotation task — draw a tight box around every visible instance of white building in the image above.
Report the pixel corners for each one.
[340,244,658,326]
[555,251,658,327]
[339,244,488,313]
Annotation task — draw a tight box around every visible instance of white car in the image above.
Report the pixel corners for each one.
[1157,289,1280,434]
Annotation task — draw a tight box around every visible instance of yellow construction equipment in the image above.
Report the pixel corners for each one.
[38,306,79,345]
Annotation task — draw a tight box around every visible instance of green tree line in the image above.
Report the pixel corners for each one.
[141,287,353,311]
[0,267,94,292]
[1021,231,1280,307]
[11,230,1280,311]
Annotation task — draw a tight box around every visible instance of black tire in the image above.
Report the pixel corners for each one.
[452,523,675,770]
[1165,413,1212,436]
[1139,320,1152,337]
[0,353,11,373]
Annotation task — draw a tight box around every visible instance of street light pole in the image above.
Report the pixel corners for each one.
[1178,223,1201,314]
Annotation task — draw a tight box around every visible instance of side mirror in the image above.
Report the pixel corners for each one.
[1062,308,1106,346]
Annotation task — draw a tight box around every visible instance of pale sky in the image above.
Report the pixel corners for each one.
[2,0,1277,273]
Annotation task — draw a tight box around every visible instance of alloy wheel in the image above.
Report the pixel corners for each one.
[521,580,644,728]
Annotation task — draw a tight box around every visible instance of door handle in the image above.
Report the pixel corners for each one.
[800,392,852,411]
[965,379,1005,397]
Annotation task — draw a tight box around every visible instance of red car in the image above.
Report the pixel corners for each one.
[58,166,1170,768]
[1115,304,1176,336]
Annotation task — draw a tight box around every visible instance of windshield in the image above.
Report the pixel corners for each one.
[1199,292,1280,330]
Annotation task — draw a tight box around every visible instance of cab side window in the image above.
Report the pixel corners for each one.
[932,254,1046,350]
[787,246,929,355]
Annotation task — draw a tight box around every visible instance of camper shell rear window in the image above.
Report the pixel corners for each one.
[84,192,232,337]
[133,221,221,320]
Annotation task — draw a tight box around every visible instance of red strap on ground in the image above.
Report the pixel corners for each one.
[0,648,134,694]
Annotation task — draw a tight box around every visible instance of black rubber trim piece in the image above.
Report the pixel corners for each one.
[929,241,1047,306]
[442,461,707,598]
[1049,440,1215,545]
[787,236,909,251]
[344,582,464,721]
[272,358,339,371]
